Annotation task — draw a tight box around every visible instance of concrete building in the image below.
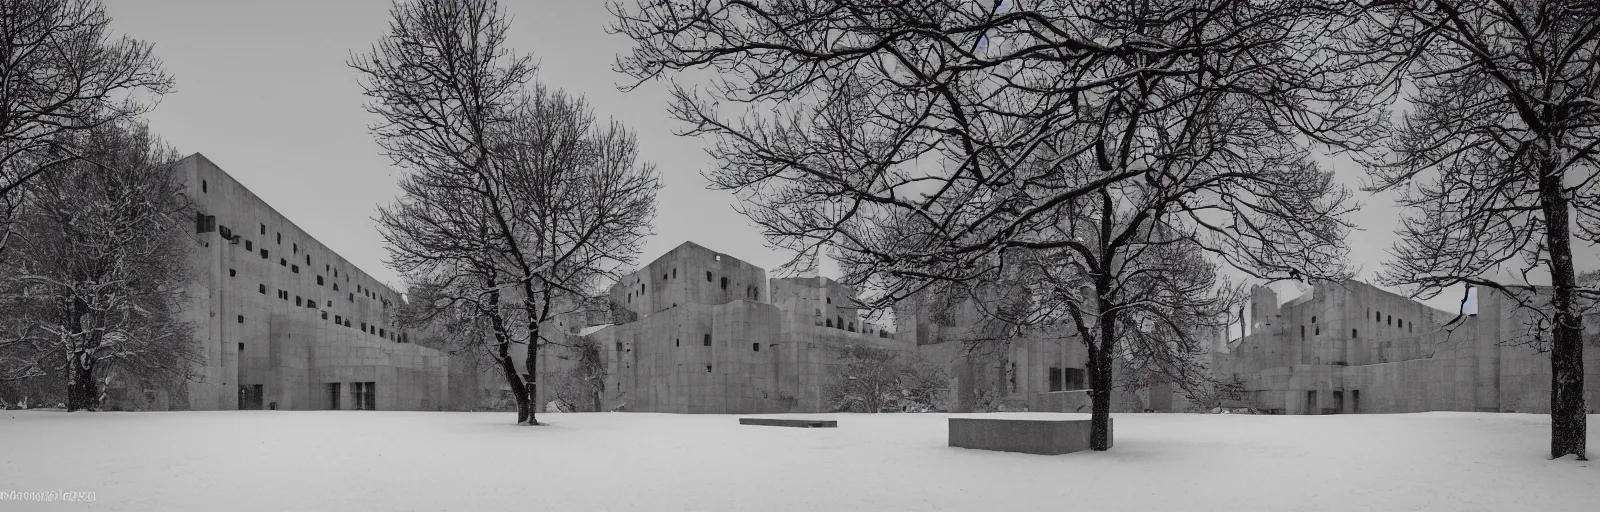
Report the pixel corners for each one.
[106,154,450,411]
[515,241,1146,414]
[1214,280,1600,415]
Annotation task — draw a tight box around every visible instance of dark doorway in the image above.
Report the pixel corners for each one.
[1352,390,1361,413]
[1332,390,1344,414]
[1305,390,1318,415]
[238,384,264,410]
[352,382,376,410]
[327,383,341,410]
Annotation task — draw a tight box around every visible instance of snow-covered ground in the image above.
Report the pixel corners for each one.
[1,411,1596,511]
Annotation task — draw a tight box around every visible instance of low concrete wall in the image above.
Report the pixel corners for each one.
[948,417,1110,455]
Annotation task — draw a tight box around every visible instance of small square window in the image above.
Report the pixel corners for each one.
[379,328,385,337]
[291,265,299,273]
[295,297,303,306]
[237,315,243,323]
[260,249,268,259]
[229,269,236,277]
[317,276,324,285]
[321,311,328,320]
[703,334,711,346]
[258,284,266,294]
[752,343,760,352]
[245,240,253,251]
[335,315,342,324]
[333,283,339,291]
[280,258,286,267]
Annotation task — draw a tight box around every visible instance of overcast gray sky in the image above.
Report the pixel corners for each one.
[107,0,1593,314]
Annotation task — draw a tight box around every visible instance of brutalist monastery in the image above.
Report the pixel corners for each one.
[109,154,1599,415]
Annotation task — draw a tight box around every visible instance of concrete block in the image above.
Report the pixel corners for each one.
[739,418,837,428]
[948,417,1109,455]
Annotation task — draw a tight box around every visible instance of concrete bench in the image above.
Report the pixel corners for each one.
[739,418,838,428]
[948,417,1110,455]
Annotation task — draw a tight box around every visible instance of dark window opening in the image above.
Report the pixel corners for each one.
[1300,325,1305,340]
[1311,316,1317,323]
[321,311,328,320]
[752,343,760,352]
[202,180,208,193]
[721,277,728,290]
[663,273,667,280]
[292,265,299,273]
[675,338,680,347]
[825,319,833,327]
[295,296,303,306]
[703,334,711,346]
[672,269,676,279]
[1352,329,1358,338]
[615,341,623,352]
[333,283,339,291]
[826,297,831,304]
[245,240,253,251]
[276,233,282,244]
[260,223,265,235]
[293,243,298,253]
[1315,325,1320,335]
[1064,368,1087,390]
[280,258,286,267]
[335,315,342,324]
[847,322,855,332]
[260,249,268,259]
[706,365,713,373]
[258,284,266,294]
[317,276,324,285]
[1386,315,1392,326]
[237,315,244,323]
[706,271,712,282]
[195,213,216,234]
[360,322,367,332]
[379,328,385,338]
[229,269,236,277]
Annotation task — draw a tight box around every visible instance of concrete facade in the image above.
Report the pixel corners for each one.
[1215,280,1600,415]
[524,241,1155,414]
[107,154,449,411]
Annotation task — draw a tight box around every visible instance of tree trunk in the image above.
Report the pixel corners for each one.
[66,352,97,412]
[485,286,530,424]
[1088,321,1116,451]
[1539,158,1588,460]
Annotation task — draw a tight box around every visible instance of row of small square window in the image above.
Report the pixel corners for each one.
[626,271,760,303]
[642,334,765,353]
[203,214,387,302]
[234,310,404,342]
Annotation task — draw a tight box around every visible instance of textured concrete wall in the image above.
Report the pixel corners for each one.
[610,242,767,317]
[164,154,446,411]
[1217,279,1599,415]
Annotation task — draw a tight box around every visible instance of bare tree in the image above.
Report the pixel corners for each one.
[612,0,1369,450]
[0,0,175,255]
[826,343,949,413]
[0,120,197,411]
[1350,0,1600,460]
[357,0,659,425]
